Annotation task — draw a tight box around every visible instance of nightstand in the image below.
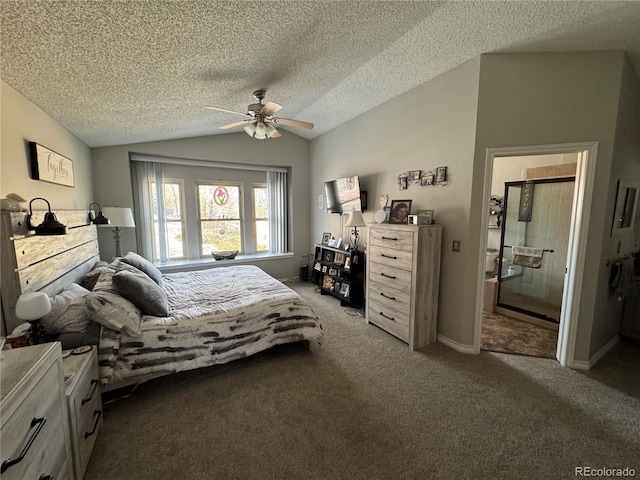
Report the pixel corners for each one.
[63,346,102,480]
[1,342,73,480]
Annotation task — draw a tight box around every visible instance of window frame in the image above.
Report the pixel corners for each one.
[149,177,187,261]
[196,181,244,258]
[253,183,269,253]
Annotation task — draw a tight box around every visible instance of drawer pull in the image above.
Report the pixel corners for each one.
[380,253,397,259]
[1,416,47,473]
[39,475,53,480]
[381,236,398,241]
[380,292,396,301]
[82,379,100,405]
[380,272,396,279]
[380,312,395,321]
[85,410,102,439]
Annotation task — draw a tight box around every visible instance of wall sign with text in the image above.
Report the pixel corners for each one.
[29,142,75,187]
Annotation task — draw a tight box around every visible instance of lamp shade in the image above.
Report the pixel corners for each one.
[15,292,51,320]
[344,210,366,227]
[99,207,135,228]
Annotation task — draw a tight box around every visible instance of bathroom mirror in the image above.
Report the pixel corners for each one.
[611,179,639,235]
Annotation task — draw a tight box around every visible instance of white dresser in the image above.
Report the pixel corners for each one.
[1,342,73,480]
[365,224,442,349]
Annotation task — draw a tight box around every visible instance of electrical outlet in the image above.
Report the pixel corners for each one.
[452,240,461,252]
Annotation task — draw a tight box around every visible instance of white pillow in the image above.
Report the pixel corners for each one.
[40,283,91,334]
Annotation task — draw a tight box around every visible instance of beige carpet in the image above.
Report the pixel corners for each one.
[85,281,640,480]
[481,312,557,359]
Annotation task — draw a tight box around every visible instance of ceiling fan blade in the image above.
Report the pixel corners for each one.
[274,117,314,129]
[270,129,282,138]
[219,119,251,130]
[260,101,283,116]
[205,106,247,116]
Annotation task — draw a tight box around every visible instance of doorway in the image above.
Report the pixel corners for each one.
[475,142,598,367]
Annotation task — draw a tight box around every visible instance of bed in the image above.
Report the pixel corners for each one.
[1,210,323,390]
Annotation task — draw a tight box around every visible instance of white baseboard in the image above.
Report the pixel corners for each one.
[437,334,477,354]
[571,335,620,371]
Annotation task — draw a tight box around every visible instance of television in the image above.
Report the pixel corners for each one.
[324,175,366,214]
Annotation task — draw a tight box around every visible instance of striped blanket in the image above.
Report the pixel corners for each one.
[98,265,323,387]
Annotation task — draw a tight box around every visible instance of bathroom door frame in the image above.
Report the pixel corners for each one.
[474,141,598,367]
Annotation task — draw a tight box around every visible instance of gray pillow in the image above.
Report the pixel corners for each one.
[85,270,142,337]
[40,283,91,334]
[112,269,169,317]
[120,252,163,285]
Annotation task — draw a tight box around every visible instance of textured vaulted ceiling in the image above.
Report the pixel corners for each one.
[1,1,639,148]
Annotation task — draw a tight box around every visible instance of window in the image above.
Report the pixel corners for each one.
[150,179,186,259]
[197,183,242,256]
[253,184,269,252]
[131,155,289,263]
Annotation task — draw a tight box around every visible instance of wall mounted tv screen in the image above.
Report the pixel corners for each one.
[325,175,366,214]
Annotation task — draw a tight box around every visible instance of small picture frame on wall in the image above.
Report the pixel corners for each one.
[29,142,75,187]
[409,170,421,181]
[436,166,448,185]
[421,173,434,186]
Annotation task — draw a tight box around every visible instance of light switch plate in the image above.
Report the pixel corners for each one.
[452,240,461,252]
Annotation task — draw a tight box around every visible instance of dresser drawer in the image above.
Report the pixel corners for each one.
[369,279,411,317]
[64,347,102,479]
[368,245,413,271]
[1,361,68,480]
[368,260,413,288]
[368,297,410,341]
[369,228,414,251]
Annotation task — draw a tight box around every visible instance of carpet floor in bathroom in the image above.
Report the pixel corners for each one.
[481,312,558,359]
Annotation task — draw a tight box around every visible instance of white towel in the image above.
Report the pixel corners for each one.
[512,246,544,257]
[614,258,637,302]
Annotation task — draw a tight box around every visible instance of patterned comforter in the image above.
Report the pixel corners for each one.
[98,265,323,387]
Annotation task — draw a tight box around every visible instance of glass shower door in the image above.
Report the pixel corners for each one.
[497,178,575,323]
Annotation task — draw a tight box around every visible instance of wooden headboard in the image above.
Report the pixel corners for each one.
[1,210,100,336]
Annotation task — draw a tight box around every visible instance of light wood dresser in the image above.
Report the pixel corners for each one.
[63,346,102,480]
[1,342,73,480]
[365,224,442,349]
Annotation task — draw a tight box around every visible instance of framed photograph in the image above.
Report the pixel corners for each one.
[321,232,331,245]
[343,243,351,252]
[334,252,345,265]
[339,283,350,296]
[314,262,321,271]
[418,209,434,225]
[335,237,343,248]
[421,173,434,186]
[436,166,448,184]
[344,257,351,270]
[389,200,412,224]
[409,170,421,181]
[334,281,341,293]
[29,142,75,187]
[322,265,328,273]
[322,275,335,290]
[384,206,391,222]
[399,175,408,190]
[329,267,338,276]
[324,251,335,262]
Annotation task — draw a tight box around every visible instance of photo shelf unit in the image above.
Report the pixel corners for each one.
[313,243,365,308]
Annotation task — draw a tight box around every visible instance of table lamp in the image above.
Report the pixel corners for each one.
[99,207,136,257]
[345,210,366,251]
[15,292,52,345]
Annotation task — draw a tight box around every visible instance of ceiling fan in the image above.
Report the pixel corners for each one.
[206,89,314,140]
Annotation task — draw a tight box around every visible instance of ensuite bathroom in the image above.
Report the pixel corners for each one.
[481,153,578,358]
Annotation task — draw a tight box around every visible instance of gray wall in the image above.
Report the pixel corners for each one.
[91,131,311,279]
[310,57,482,347]
[1,81,93,210]
[473,51,637,361]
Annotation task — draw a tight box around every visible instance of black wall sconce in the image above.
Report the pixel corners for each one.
[89,202,110,225]
[26,197,67,235]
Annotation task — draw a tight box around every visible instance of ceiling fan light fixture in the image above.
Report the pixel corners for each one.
[265,122,278,138]
[254,121,267,139]
[243,123,257,137]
